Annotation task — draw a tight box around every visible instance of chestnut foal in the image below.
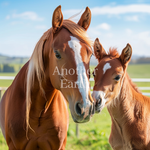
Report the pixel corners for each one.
[92,38,150,150]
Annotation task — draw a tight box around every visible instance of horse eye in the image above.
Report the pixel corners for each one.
[114,75,121,81]
[54,51,61,59]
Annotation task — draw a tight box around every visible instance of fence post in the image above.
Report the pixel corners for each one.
[76,124,79,138]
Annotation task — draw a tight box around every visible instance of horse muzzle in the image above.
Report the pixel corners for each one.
[71,101,95,123]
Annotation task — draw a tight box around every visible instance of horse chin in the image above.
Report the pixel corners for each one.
[68,97,94,123]
[95,105,104,113]
[70,112,92,123]
[95,109,102,113]
[72,115,91,123]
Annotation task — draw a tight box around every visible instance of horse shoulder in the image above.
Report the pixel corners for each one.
[28,91,68,150]
[126,95,150,149]
[49,91,68,149]
[3,63,29,148]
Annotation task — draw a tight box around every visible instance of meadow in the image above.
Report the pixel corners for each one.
[0,64,150,150]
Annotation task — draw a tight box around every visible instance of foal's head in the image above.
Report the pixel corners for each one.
[92,38,132,112]
[41,6,94,123]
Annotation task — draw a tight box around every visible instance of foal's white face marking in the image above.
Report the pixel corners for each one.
[68,36,89,106]
[103,63,111,74]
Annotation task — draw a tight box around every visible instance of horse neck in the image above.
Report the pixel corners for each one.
[29,28,66,118]
[107,73,135,124]
[29,65,57,118]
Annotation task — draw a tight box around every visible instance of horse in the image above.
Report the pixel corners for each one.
[92,38,150,150]
[0,6,95,150]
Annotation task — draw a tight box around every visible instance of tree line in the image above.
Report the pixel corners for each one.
[0,64,15,73]
[130,57,150,64]
[0,57,150,73]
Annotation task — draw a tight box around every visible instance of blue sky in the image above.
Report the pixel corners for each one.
[0,0,150,57]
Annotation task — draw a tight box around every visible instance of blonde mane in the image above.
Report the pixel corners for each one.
[26,19,92,137]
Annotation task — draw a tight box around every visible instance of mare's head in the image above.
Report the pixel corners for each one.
[28,6,94,123]
[92,38,132,112]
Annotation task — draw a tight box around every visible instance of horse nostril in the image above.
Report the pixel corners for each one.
[96,97,102,105]
[75,103,84,116]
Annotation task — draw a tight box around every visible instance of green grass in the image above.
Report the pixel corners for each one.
[0,130,7,150]
[127,64,150,94]
[0,80,13,87]
[0,64,150,150]
[0,73,17,88]
[66,108,111,150]
[127,64,150,78]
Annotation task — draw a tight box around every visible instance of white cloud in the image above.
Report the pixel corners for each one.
[106,33,113,38]
[91,4,150,15]
[5,15,10,20]
[96,23,111,30]
[87,28,101,38]
[87,25,150,56]
[126,29,133,35]
[63,4,150,19]
[138,31,150,46]
[10,21,23,25]
[125,15,139,21]
[87,23,111,39]
[109,2,117,6]
[7,11,44,21]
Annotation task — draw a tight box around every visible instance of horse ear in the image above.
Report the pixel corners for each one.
[52,5,63,33]
[94,38,107,62]
[120,43,132,67]
[78,7,91,31]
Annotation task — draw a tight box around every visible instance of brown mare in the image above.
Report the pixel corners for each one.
[92,38,150,150]
[0,6,95,150]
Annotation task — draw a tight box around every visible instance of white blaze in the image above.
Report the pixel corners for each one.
[103,63,111,74]
[68,36,89,106]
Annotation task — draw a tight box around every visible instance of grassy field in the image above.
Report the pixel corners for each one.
[0,64,150,150]
[127,64,150,78]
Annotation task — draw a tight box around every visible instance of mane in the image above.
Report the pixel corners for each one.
[26,28,52,137]
[62,20,93,47]
[107,47,120,58]
[126,73,141,94]
[26,19,92,137]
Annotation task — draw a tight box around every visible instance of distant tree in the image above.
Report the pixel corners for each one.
[137,57,150,64]
[130,57,150,64]
[3,64,15,73]
[0,65,1,72]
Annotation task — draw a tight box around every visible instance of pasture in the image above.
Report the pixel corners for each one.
[0,64,150,150]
